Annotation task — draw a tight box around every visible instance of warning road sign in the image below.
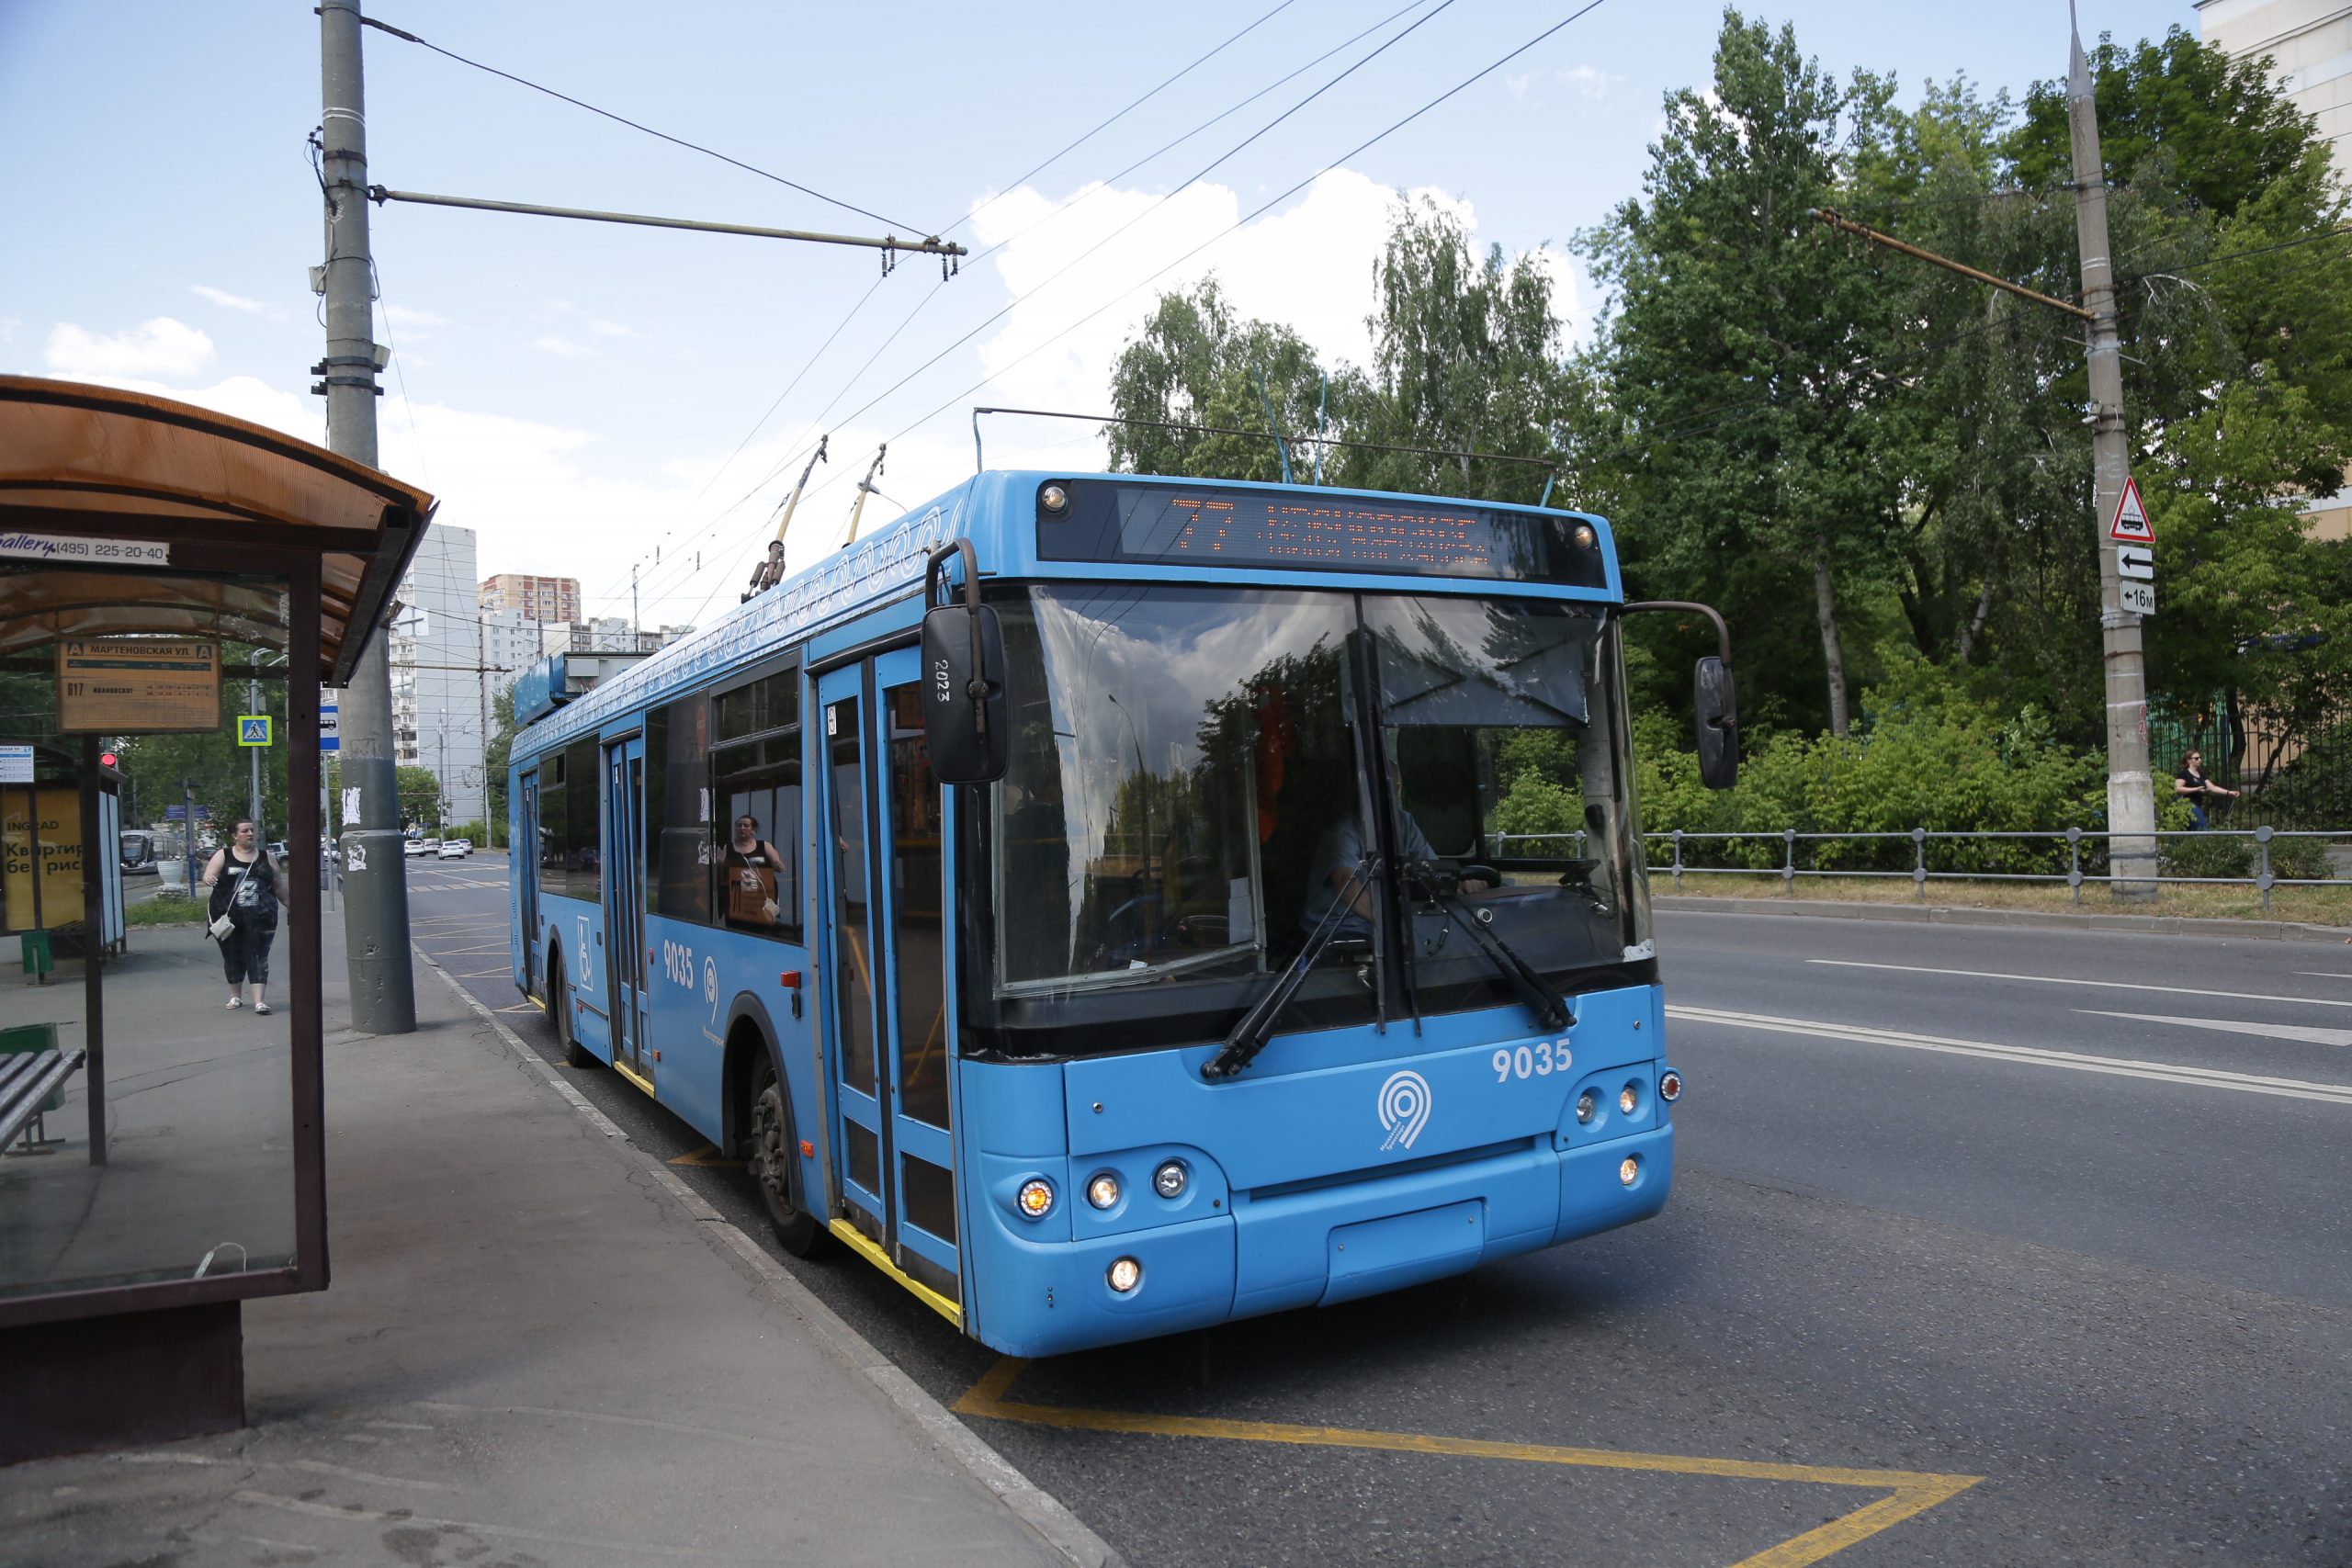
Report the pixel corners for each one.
[2109,477,2154,543]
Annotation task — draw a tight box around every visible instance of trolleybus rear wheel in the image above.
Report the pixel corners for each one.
[749,1054,827,1258]
[549,951,597,1070]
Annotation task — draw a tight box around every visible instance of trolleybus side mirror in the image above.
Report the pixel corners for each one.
[1694,655,1738,791]
[921,539,1010,785]
[1623,599,1739,791]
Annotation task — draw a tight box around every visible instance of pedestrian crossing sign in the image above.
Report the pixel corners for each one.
[237,715,273,747]
[2108,477,2154,543]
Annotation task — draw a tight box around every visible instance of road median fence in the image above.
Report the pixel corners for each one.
[1614,827,2346,913]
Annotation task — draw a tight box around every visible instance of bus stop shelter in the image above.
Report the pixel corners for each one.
[0,374,431,1462]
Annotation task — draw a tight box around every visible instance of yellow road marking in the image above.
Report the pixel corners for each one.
[494,1003,539,1014]
[666,1143,745,1169]
[953,1359,1979,1568]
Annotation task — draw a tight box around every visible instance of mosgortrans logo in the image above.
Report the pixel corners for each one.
[1377,1069,1432,1151]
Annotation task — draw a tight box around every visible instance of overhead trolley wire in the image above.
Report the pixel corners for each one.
[604,0,1403,617]
[837,0,1621,497]
[357,13,930,235]
[629,0,1461,618]
[952,0,1304,238]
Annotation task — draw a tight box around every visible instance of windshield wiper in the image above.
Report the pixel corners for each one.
[1202,856,1376,1082]
[1405,863,1575,1033]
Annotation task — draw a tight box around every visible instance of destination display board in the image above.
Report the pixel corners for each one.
[1036,480,1608,588]
[56,637,221,733]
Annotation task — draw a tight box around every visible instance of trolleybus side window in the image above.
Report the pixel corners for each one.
[714,664,802,940]
[563,738,600,886]
[537,750,568,897]
[655,697,715,924]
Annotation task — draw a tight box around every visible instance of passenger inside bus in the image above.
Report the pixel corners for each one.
[724,813,786,926]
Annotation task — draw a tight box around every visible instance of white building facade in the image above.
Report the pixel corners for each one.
[389,523,492,830]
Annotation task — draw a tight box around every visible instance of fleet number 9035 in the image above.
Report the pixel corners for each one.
[1495,1041,1572,1082]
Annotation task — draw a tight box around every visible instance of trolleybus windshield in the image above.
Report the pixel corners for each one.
[978,584,1651,1055]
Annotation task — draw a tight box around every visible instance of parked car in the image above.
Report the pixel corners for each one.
[402,839,430,858]
[436,839,469,860]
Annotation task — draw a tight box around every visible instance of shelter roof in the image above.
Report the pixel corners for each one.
[0,376,434,683]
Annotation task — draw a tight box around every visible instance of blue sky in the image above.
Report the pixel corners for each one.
[1,1,2185,626]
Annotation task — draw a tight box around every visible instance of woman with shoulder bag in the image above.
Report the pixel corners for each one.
[199,818,288,1014]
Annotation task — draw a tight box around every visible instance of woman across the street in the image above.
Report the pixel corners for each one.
[201,818,288,1014]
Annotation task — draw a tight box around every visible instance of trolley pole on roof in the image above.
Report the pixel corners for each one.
[318,0,417,1031]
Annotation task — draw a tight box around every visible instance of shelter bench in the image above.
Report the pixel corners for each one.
[0,1045,86,1154]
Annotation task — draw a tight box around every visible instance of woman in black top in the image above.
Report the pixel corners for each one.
[201,818,288,1013]
[2173,749,2240,830]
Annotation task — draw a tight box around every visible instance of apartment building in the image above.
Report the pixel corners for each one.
[478,573,582,624]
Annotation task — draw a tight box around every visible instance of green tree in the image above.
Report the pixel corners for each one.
[1337,198,1575,505]
[1103,278,1352,482]
[1581,9,1908,738]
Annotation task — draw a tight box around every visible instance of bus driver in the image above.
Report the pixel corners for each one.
[726,814,786,926]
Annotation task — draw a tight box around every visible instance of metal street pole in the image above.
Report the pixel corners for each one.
[321,0,415,1029]
[248,673,261,829]
[2068,13,2157,898]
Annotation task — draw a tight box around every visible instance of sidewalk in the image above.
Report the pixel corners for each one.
[0,932,1112,1567]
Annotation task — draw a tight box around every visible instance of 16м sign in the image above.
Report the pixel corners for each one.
[57,638,220,733]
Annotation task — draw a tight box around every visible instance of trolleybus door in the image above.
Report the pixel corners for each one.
[816,652,960,1308]
[604,735,650,1081]
[517,769,540,996]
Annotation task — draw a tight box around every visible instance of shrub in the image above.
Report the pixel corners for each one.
[1634,657,2107,876]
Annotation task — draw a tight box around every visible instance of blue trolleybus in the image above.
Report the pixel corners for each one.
[507,471,1736,1356]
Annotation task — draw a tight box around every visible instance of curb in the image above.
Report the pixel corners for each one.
[1653,895,2352,944]
[414,947,1124,1568]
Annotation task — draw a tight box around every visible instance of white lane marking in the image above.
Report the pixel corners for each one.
[2078,1010,2352,1048]
[1807,959,2352,1010]
[2298,973,2352,981]
[1666,1005,2352,1107]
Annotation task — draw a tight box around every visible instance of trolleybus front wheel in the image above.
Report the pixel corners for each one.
[750,1054,828,1258]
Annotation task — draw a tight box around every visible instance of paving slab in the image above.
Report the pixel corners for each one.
[0,934,1102,1567]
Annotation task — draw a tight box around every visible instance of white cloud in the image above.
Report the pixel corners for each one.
[190,284,266,313]
[533,336,594,359]
[382,303,447,329]
[587,320,639,340]
[1559,65,1611,103]
[956,169,1500,465]
[44,317,215,378]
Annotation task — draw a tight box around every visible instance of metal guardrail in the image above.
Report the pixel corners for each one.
[1485,828,2346,913]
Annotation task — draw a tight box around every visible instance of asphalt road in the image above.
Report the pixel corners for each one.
[402,861,2352,1568]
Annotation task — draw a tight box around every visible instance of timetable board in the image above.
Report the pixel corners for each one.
[56,637,221,733]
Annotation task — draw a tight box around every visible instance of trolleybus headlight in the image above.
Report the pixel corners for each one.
[1040,482,1071,516]
[1619,1084,1641,1116]
[1619,1156,1640,1186]
[1087,1172,1121,1210]
[1659,1071,1682,1102]
[1576,1091,1597,1124]
[1016,1178,1057,1220]
[1153,1159,1189,1200]
[1106,1257,1142,1293]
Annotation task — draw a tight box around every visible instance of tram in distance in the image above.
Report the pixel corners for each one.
[506,469,1739,1357]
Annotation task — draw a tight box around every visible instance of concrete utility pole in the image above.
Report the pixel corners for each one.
[1801,17,2158,901]
[2068,11,2158,897]
[320,0,416,1029]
